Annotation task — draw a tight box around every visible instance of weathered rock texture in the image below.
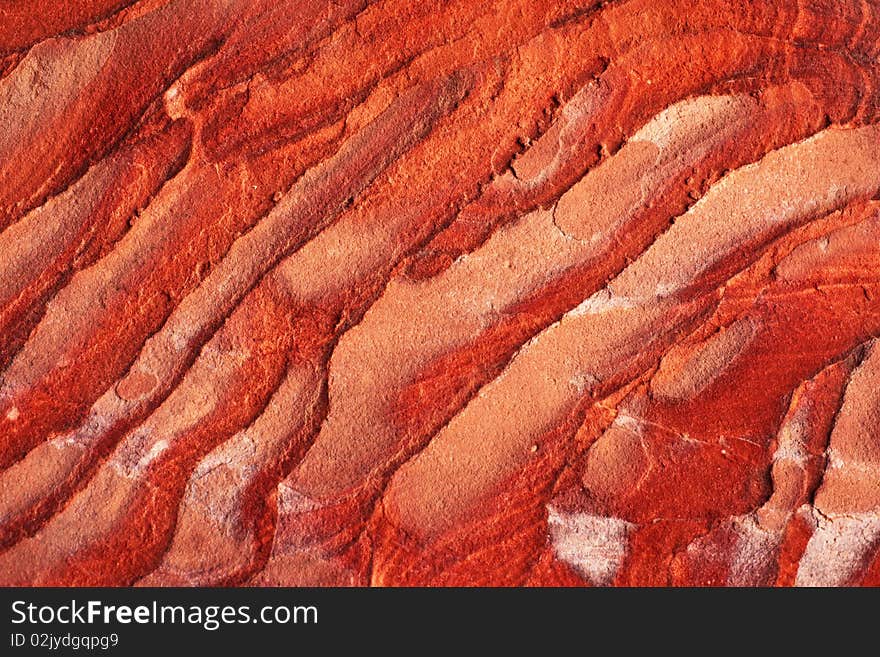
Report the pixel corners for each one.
[1,0,880,587]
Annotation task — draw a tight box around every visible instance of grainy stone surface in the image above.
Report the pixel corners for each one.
[1,0,879,586]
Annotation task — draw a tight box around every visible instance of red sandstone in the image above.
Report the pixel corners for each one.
[1,0,879,587]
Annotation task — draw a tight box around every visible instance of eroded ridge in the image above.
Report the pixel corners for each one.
[1,0,880,586]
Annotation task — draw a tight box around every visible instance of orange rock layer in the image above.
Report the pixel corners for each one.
[1,0,880,586]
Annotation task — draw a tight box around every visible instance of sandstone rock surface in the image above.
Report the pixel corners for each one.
[1,0,879,586]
